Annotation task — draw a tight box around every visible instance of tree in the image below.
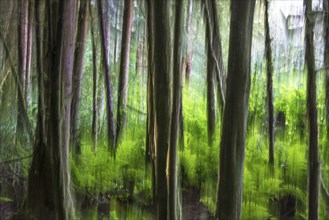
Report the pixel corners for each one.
[264,0,275,168]
[116,0,134,148]
[216,0,255,219]
[71,0,89,157]
[324,0,329,141]
[25,0,76,218]
[153,0,172,218]
[97,0,116,155]
[304,0,320,219]
[169,0,184,219]
[184,0,193,86]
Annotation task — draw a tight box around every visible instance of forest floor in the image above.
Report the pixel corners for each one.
[182,189,214,220]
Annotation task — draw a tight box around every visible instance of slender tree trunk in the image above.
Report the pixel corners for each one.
[169,1,184,219]
[97,0,116,155]
[25,0,76,218]
[90,2,98,152]
[113,2,119,69]
[71,0,89,157]
[185,0,193,86]
[145,0,157,204]
[216,1,255,219]
[324,0,329,141]
[16,0,29,147]
[153,0,172,218]
[305,0,320,219]
[264,0,275,168]
[116,0,134,148]
[25,0,33,109]
[205,22,216,147]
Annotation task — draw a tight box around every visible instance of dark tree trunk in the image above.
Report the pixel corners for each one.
[116,0,134,148]
[25,0,76,219]
[169,1,184,219]
[153,0,172,218]
[71,0,89,157]
[97,0,116,155]
[264,0,275,168]
[16,0,29,147]
[216,0,255,219]
[90,2,98,152]
[305,0,320,219]
[203,0,226,114]
[205,22,216,147]
[145,0,157,204]
[184,0,193,86]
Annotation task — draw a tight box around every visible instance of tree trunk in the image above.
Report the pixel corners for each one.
[216,1,255,219]
[90,2,98,152]
[97,0,116,155]
[71,0,89,157]
[16,0,29,148]
[203,0,226,113]
[25,0,33,109]
[25,0,76,218]
[264,0,275,168]
[324,0,329,141]
[169,1,184,219]
[116,0,134,148]
[153,0,172,218]
[305,0,320,219]
[205,22,216,147]
[185,0,193,86]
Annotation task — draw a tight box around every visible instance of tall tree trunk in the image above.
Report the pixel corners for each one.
[90,2,98,152]
[25,0,33,109]
[145,0,157,204]
[97,0,116,155]
[205,22,216,147]
[264,0,275,168]
[216,0,255,219]
[153,0,172,218]
[324,0,329,142]
[71,0,89,157]
[169,1,184,219]
[305,0,320,219]
[116,0,134,148]
[184,0,193,86]
[25,0,76,218]
[203,0,226,113]
[16,0,29,148]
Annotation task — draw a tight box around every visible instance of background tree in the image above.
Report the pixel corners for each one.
[97,0,116,155]
[71,0,89,157]
[116,0,134,148]
[264,0,275,168]
[216,0,255,219]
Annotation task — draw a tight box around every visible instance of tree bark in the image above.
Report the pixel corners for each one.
[71,0,89,157]
[25,0,76,218]
[97,0,116,156]
[216,0,255,219]
[324,0,329,141]
[184,0,193,86]
[116,0,134,148]
[305,0,320,219]
[169,1,184,219]
[90,2,98,152]
[153,0,172,218]
[16,0,29,148]
[264,0,275,168]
